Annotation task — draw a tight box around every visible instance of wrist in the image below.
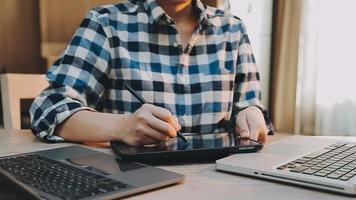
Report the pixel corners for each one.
[110,113,130,141]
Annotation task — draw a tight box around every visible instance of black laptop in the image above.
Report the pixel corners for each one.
[0,145,184,200]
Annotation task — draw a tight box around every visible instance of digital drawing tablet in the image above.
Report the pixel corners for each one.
[111,132,263,163]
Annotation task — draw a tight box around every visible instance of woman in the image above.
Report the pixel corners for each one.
[30,0,273,145]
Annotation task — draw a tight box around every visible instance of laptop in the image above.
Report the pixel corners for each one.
[216,135,356,195]
[0,145,184,200]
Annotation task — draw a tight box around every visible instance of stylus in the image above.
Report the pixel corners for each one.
[125,83,189,144]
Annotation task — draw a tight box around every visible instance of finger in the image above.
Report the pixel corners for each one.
[246,108,268,143]
[240,138,251,146]
[258,132,267,144]
[144,125,170,142]
[257,125,268,144]
[147,114,177,138]
[248,121,259,141]
[150,106,180,131]
[236,113,250,138]
[174,116,181,130]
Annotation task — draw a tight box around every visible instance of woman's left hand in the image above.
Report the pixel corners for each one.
[235,106,268,144]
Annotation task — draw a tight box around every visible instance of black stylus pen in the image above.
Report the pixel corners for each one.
[125,83,189,143]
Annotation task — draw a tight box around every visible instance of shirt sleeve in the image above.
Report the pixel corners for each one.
[231,21,274,135]
[30,10,112,142]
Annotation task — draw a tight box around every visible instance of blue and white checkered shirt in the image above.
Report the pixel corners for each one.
[30,0,273,142]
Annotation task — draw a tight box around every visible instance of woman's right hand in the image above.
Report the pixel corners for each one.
[116,104,181,146]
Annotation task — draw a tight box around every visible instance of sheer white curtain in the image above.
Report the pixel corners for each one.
[297,0,356,136]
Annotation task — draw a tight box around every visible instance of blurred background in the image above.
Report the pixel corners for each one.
[0,0,355,137]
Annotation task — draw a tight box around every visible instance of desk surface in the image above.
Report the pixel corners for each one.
[0,129,355,200]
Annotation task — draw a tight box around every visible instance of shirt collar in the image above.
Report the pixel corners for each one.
[141,0,214,30]
[141,0,166,27]
[194,0,214,27]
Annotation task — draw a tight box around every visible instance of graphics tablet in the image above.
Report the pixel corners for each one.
[111,132,263,163]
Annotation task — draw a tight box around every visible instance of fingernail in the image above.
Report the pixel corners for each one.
[177,121,181,130]
[174,117,181,130]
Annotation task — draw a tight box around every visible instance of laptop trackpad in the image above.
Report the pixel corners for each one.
[64,153,144,175]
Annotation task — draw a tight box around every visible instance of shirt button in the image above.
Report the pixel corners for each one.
[173,42,179,48]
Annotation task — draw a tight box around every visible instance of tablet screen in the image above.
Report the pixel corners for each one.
[116,132,261,154]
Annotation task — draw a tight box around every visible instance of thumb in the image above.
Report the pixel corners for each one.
[236,115,250,138]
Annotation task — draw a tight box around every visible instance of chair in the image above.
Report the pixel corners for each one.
[1,73,48,129]
[41,42,67,69]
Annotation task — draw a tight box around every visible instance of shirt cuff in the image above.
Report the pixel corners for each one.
[31,101,96,143]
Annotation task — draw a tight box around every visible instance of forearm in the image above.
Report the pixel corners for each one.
[55,110,127,143]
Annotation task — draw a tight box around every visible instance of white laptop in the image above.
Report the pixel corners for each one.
[216,135,356,195]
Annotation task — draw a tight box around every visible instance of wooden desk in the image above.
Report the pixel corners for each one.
[0,129,354,200]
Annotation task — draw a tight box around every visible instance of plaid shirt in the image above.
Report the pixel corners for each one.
[30,0,273,143]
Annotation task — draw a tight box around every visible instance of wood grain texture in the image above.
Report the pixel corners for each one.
[39,0,121,44]
[0,0,42,73]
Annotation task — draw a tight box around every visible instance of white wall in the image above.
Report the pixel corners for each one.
[229,0,273,108]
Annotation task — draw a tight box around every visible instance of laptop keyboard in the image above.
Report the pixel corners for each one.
[277,143,356,181]
[0,154,132,200]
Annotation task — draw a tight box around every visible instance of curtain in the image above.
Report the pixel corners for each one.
[294,0,319,135]
[272,0,356,136]
[297,0,356,136]
[270,0,303,133]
